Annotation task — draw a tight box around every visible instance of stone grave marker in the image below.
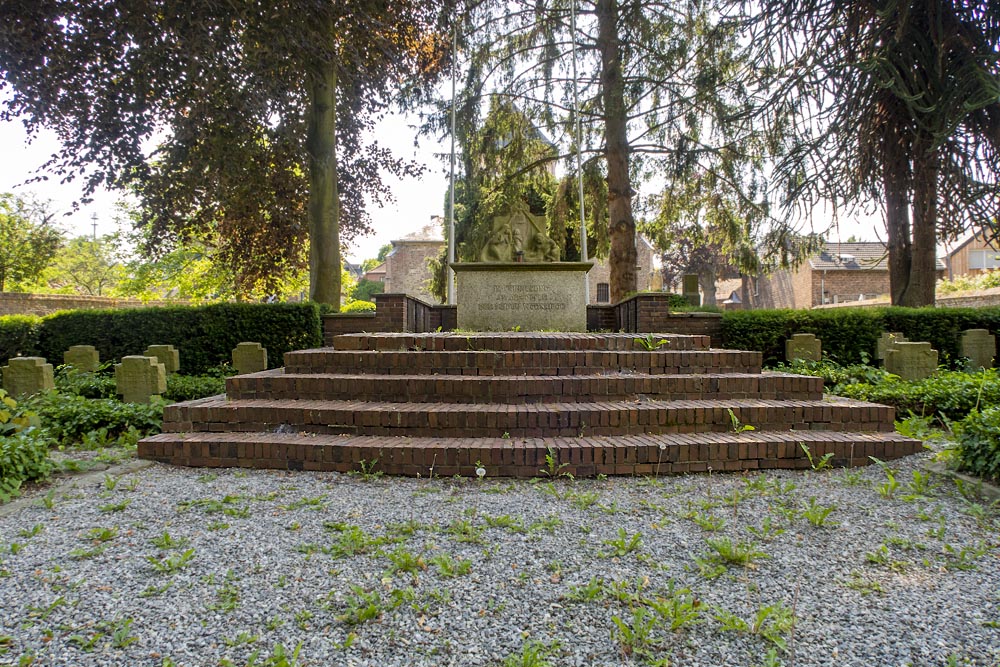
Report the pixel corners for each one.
[115,356,167,403]
[63,345,100,372]
[960,329,995,370]
[884,342,938,381]
[1,357,55,397]
[144,344,180,375]
[232,342,268,375]
[785,333,822,362]
[876,332,907,365]
[682,274,701,307]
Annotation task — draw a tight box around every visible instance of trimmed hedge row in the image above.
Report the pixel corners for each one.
[2,302,322,375]
[723,306,1000,368]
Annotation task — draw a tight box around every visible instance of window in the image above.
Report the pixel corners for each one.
[969,250,1000,270]
[596,283,610,303]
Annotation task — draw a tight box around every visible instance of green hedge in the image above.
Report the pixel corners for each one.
[723,306,1000,368]
[33,302,322,375]
[0,315,42,364]
[955,407,1000,484]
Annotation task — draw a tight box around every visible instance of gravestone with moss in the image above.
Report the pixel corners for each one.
[682,274,701,307]
[144,344,180,375]
[876,332,907,366]
[960,329,995,370]
[785,333,822,362]
[232,342,268,375]
[63,345,100,372]
[884,342,938,381]
[1,357,55,397]
[116,356,167,403]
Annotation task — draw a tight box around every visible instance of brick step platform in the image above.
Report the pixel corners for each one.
[226,370,823,403]
[162,396,894,438]
[283,348,762,376]
[140,430,923,478]
[138,332,923,477]
[329,332,711,352]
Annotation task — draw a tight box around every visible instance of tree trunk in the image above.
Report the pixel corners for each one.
[596,0,637,303]
[906,145,938,307]
[306,52,342,308]
[884,123,912,306]
[699,268,717,307]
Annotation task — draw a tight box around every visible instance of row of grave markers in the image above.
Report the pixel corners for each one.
[1,342,268,403]
[786,329,997,380]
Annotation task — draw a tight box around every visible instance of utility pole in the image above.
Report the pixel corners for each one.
[91,212,98,240]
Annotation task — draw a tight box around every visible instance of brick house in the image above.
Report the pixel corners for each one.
[945,232,1000,279]
[737,241,945,309]
[382,217,446,304]
[587,235,659,303]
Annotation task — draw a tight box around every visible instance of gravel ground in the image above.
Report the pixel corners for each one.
[0,452,998,667]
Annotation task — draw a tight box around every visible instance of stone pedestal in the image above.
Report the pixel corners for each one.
[885,342,938,381]
[64,345,100,372]
[233,342,268,374]
[144,345,180,374]
[786,333,822,362]
[116,356,167,403]
[1,357,55,397]
[960,329,995,370]
[451,262,593,332]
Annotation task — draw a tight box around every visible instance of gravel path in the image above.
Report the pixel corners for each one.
[0,452,998,667]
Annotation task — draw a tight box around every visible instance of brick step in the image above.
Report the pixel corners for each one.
[163,396,895,438]
[138,430,924,478]
[282,348,762,376]
[227,370,823,403]
[329,332,712,352]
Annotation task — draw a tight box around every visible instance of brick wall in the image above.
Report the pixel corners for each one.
[587,239,656,304]
[0,292,184,317]
[811,270,890,306]
[384,241,444,303]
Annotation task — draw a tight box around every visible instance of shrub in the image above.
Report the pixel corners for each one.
[342,300,377,313]
[954,407,1000,484]
[164,374,227,401]
[833,369,1000,421]
[0,314,42,364]
[772,358,891,388]
[36,302,322,374]
[20,392,164,447]
[0,389,52,502]
[54,366,117,399]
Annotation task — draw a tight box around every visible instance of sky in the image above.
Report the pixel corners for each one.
[0,109,886,264]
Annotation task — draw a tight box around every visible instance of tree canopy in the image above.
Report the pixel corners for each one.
[0,193,62,291]
[0,0,452,306]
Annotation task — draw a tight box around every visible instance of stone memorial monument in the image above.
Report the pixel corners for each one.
[144,344,180,375]
[64,345,100,372]
[682,274,701,307]
[233,342,268,375]
[785,333,822,362]
[1,357,55,397]
[454,200,591,332]
[876,332,907,366]
[884,341,938,381]
[116,356,167,403]
[960,329,995,370]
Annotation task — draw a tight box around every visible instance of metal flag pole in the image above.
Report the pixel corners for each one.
[447,19,459,306]
[570,0,589,304]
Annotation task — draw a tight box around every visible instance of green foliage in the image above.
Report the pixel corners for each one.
[36,302,321,375]
[836,369,1000,421]
[351,278,384,304]
[0,400,52,502]
[341,300,376,313]
[20,392,163,447]
[0,315,42,364]
[954,407,1000,484]
[0,194,63,292]
[164,375,227,402]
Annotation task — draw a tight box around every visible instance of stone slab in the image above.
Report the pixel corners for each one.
[960,329,995,370]
[233,342,268,375]
[64,345,100,372]
[884,342,938,381]
[1,357,55,397]
[452,262,592,332]
[786,333,821,362]
[876,332,907,364]
[144,345,180,374]
[116,356,167,403]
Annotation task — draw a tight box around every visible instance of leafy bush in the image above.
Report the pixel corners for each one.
[0,389,52,502]
[36,302,322,375]
[164,374,227,401]
[834,369,1000,421]
[954,407,1000,484]
[342,300,377,313]
[772,358,891,389]
[0,314,42,364]
[54,366,117,399]
[20,392,164,447]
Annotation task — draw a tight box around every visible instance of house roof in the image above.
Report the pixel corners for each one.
[947,230,1000,257]
[809,242,945,271]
